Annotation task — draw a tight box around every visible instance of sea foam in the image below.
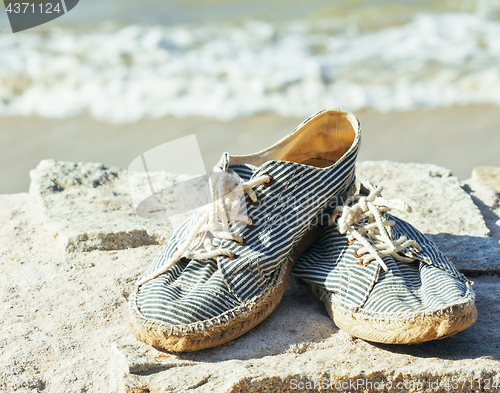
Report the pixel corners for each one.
[1,11,500,122]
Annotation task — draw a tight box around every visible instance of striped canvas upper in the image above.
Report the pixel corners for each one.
[134,109,361,329]
[292,214,474,318]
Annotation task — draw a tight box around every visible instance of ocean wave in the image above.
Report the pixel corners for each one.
[1,11,500,122]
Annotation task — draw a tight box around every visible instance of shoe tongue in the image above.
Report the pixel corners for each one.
[216,152,258,182]
[359,179,377,195]
[216,152,230,171]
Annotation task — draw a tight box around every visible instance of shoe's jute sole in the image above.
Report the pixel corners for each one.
[129,227,321,352]
[311,285,477,344]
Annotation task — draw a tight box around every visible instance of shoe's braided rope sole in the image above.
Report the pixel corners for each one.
[129,227,321,352]
[311,285,477,344]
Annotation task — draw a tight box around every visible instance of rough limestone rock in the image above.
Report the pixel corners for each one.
[29,160,204,252]
[0,192,163,392]
[472,166,500,193]
[357,161,500,273]
[2,160,497,393]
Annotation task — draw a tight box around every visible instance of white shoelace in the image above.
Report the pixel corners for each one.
[137,168,272,286]
[333,182,421,272]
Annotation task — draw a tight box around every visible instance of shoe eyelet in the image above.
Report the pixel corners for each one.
[226,254,238,260]
[247,219,255,229]
[347,238,355,246]
[234,238,246,246]
[247,196,260,207]
[262,174,274,187]
[353,248,363,258]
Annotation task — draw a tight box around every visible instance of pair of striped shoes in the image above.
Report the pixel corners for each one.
[129,109,477,352]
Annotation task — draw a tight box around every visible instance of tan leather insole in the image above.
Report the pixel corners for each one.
[300,158,337,168]
[279,112,355,166]
[230,110,357,168]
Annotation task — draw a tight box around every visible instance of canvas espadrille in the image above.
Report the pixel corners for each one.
[292,180,477,344]
[129,109,361,352]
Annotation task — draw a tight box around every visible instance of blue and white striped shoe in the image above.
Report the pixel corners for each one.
[129,109,361,352]
[292,180,477,344]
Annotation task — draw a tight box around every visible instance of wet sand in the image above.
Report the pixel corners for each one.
[1,105,499,194]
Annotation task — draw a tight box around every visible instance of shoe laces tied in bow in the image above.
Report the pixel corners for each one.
[333,180,422,272]
[137,168,272,286]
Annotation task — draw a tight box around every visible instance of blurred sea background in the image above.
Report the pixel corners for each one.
[1,0,499,193]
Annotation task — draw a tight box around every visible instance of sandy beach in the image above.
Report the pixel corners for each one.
[1,105,499,195]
